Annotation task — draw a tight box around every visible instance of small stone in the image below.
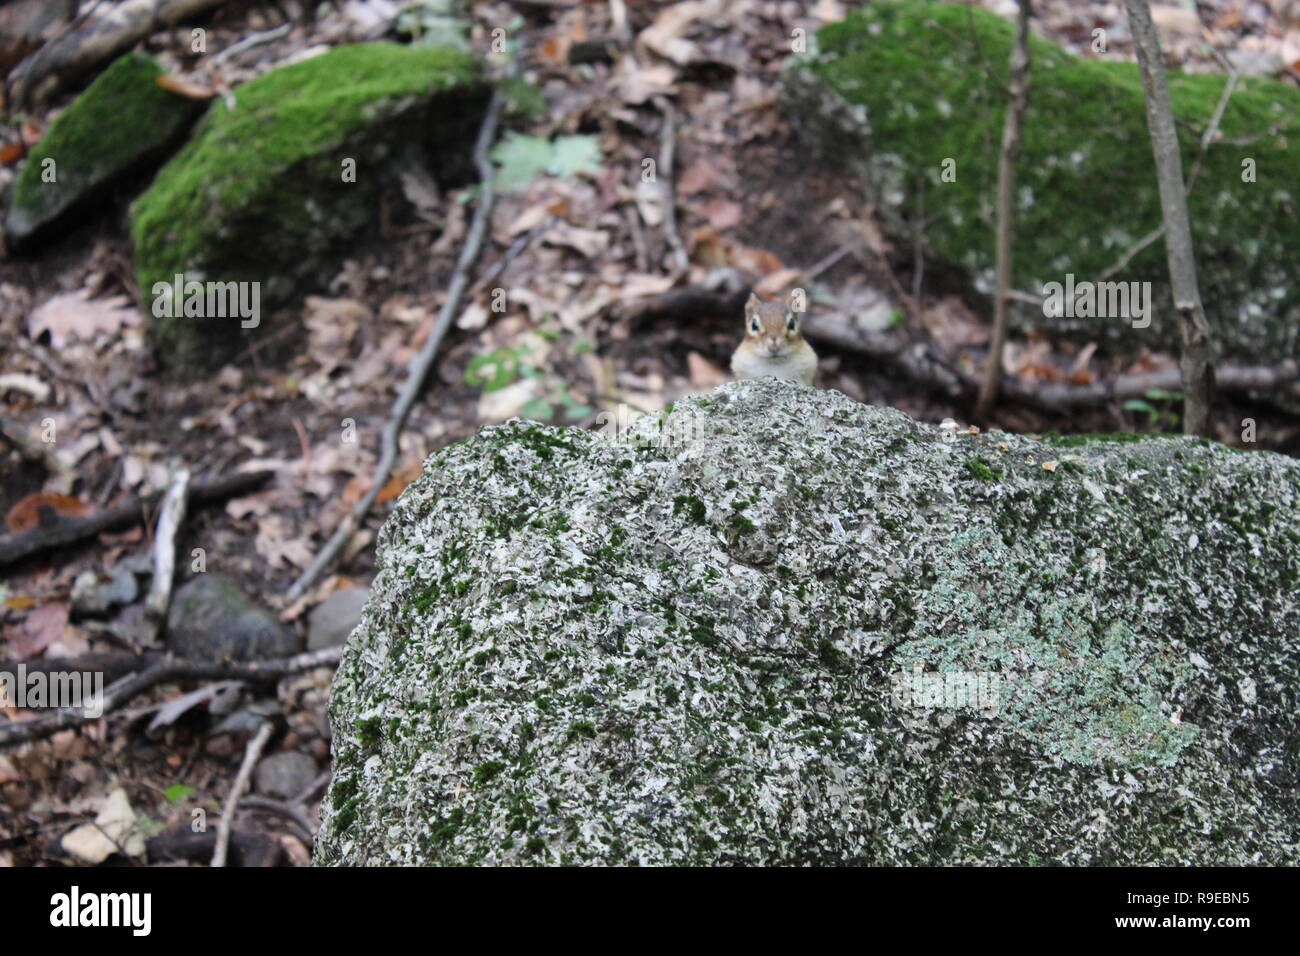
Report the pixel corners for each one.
[307,587,368,650]
[70,565,139,617]
[254,752,319,800]
[166,574,298,661]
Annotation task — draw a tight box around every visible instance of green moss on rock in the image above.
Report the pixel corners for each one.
[782,2,1300,359]
[130,43,486,367]
[5,52,204,246]
[316,380,1299,866]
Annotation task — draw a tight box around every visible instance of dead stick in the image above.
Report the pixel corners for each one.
[143,466,190,641]
[286,88,508,601]
[213,719,274,867]
[1099,70,1238,282]
[0,468,272,567]
[652,95,689,277]
[974,0,1032,421]
[0,647,341,750]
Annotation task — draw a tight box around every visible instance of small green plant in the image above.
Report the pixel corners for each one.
[1122,388,1181,430]
[163,784,196,803]
[396,1,469,50]
[490,132,601,192]
[463,315,595,423]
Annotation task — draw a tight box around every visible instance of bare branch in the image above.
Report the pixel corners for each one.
[1125,0,1216,435]
[975,0,1033,421]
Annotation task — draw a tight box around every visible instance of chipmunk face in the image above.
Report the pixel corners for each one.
[743,294,802,358]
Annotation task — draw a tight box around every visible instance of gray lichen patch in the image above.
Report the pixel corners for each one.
[317,380,1299,865]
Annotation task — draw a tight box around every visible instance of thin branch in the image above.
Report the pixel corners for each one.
[212,720,274,867]
[142,466,190,642]
[286,87,508,601]
[974,0,1032,421]
[652,95,690,277]
[0,647,342,750]
[1126,0,1216,435]
[1097,69,1238,282]
[0,468,273,567]
[210,21,292,66]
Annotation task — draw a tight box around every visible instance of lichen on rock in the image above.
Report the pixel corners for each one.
[316,380,1299,865]
[129,42,487,367]
[780,1,1300,360]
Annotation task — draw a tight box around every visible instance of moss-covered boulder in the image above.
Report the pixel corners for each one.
[315,380,1299,865]
[781,2,1300,360]
[4,52,204,247]
[130,43,487,367]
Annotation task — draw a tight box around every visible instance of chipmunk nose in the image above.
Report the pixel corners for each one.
[765,336,781,353]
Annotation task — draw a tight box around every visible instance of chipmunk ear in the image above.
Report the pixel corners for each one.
[745,292,761,312]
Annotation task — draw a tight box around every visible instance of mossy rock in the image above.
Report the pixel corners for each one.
[4,52,204,247]
[129,43,488,368]
[315,380,1299,865]
[781,1,1300,361]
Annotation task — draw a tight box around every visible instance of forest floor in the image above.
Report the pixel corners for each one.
[1,0,1298,865]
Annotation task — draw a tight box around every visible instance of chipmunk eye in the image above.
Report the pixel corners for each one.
[785,313,797,332]
[749,317,761,334]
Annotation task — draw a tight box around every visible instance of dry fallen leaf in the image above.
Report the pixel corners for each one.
[6,492,91,532]
[28,291,140,348]
[377,461,423,503]
[155,73,216,99]
[61,787,145,863]
[11,602,70,661]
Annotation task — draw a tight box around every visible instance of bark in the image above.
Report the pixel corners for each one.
[1125,0,1217,435]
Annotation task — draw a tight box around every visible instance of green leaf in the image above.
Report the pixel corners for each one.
[1144,387,1181,402]
[490,133,556,191]
[465,346,519,392]
[164,784,196,804]
[521,398,555,420]
[490,132,601,192]
[502,76,547,121]
[546,135,601,179]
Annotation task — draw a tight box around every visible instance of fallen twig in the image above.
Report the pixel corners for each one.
[0,646,341,750]
[10,0,233,106]
[652,95,690,277]
[210,20,292,66]
[239,794,316,842]
[147,828,279,867]
[142,466,190,642]
[0,468,273,567]
[616,282,1300,412]
[213,719,274,867]
[286,88,507,601]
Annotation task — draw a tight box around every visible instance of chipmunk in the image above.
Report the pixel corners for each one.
[730,293,818,386]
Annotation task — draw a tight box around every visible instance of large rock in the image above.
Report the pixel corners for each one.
[4,52,203,247]
[129,42,487,367]
[780,1,1300,361]
[316,381,1299,865]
